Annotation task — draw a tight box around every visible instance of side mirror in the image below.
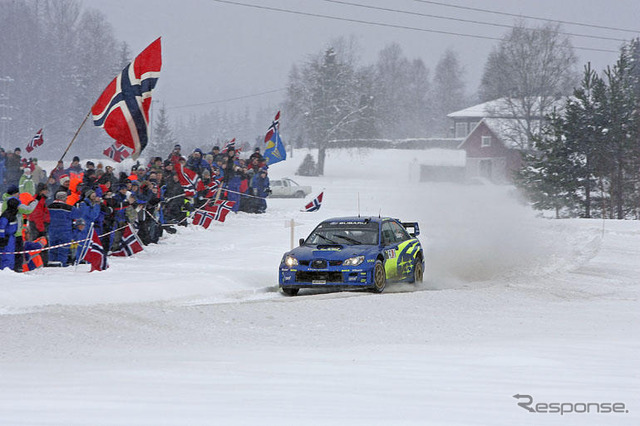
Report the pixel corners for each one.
[299,238,305,246]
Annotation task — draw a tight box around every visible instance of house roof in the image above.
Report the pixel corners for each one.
[447,99,508,118]
[448,97,567,119]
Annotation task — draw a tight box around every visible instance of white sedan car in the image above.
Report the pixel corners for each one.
[270,178,312,198]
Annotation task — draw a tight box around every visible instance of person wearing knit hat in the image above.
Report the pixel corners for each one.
[67,156,82,174]
[19,166,36,195]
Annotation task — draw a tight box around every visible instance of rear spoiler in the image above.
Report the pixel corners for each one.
[401,222,420,237]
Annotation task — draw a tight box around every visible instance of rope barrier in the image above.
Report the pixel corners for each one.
[0,224,129,256]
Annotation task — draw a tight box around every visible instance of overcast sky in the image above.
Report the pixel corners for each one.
[83,0,640,118]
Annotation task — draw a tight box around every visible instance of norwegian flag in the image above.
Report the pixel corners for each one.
[209,199,236,222]
[222,138,236,153]
[82,229,109,272]
[192,205,216,229]
[204,177,222,198]
[302,192,323,212]
[25,129,44,153]
[175,163,204,197]
[264,111,280,143]
[92,38,162,160]
[110,224,144,257]
[103,141,133,163]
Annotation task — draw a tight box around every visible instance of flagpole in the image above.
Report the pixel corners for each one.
[59,109,91,163]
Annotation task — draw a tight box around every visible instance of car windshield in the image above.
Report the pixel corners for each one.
[305,221,379,245]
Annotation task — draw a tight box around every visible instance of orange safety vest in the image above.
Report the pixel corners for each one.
[22,237,48,272]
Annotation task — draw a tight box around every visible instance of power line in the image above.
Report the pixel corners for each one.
[321,0,628,43]
[211,0,498,41]
[210,0,617,53]
[168,87,287,110]
[409,0,640,35]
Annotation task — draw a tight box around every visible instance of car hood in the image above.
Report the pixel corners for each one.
[287,244,378,260]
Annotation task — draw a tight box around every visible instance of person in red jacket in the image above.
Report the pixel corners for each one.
[28,183,50,239]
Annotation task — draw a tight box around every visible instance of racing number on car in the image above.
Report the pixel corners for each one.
[385,249,396,259]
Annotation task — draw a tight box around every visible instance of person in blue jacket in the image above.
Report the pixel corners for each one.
[76,189,102,256]
[186,148,211,176]
[70,218,86,264]
[0,198,20,270]
[250,168,271,214]
[47,191,79,267]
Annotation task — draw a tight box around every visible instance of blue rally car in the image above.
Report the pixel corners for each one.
[279,216,424,296]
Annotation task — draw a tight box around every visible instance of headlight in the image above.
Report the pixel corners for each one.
[284,255,298,267]
[343,256,364,266]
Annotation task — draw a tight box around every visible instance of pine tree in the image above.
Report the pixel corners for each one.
[516,111,581,218]
[600,44,640,219]
[152,104,176,158]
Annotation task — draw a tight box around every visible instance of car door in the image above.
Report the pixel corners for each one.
[282,179,292,197]
[381,221,401,280]
[389,220,413,279]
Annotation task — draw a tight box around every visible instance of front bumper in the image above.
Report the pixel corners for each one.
[279,266,372,289]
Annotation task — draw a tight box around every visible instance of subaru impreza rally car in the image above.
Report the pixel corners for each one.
[279,216,424,296]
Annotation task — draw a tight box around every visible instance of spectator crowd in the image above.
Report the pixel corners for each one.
[0,143,271,272]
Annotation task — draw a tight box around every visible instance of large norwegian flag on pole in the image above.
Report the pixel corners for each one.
[264,111,279,143]
[25,128,44,153]
[110,224,144,257]
[83,229,109,272]
[92,38,162,160]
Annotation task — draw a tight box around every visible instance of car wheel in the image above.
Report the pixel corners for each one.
[411,258,424,284]
[371,260,386,293]
[295,191,305,198]
[282,287,299,296]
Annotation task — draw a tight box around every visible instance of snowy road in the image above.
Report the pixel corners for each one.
[1,150,638,425]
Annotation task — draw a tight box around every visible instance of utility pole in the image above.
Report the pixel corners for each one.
[0,76,14,147]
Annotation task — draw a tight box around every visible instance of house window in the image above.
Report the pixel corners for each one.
[455,122,468,138]
[481,136,492,147]
[469,121,479,132]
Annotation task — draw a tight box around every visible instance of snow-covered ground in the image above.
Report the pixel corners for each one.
[1,148,638,425]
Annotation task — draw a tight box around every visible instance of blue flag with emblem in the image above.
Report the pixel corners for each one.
[263,111,286,166]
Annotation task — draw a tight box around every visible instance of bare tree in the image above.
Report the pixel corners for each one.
[374,43,431,138]
[478,22,579,149]
[431,48,467,137]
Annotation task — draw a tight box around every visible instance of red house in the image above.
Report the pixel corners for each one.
[447,97,565,183]
[457,118,525,184]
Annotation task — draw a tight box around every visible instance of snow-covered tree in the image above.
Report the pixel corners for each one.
[283,39,368,175]
[0,0,123,159]
[518,40,640,220]
[151,103,176,158]
[431,48,467,137]
[373,43,431,138]
[478,22,579,149]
